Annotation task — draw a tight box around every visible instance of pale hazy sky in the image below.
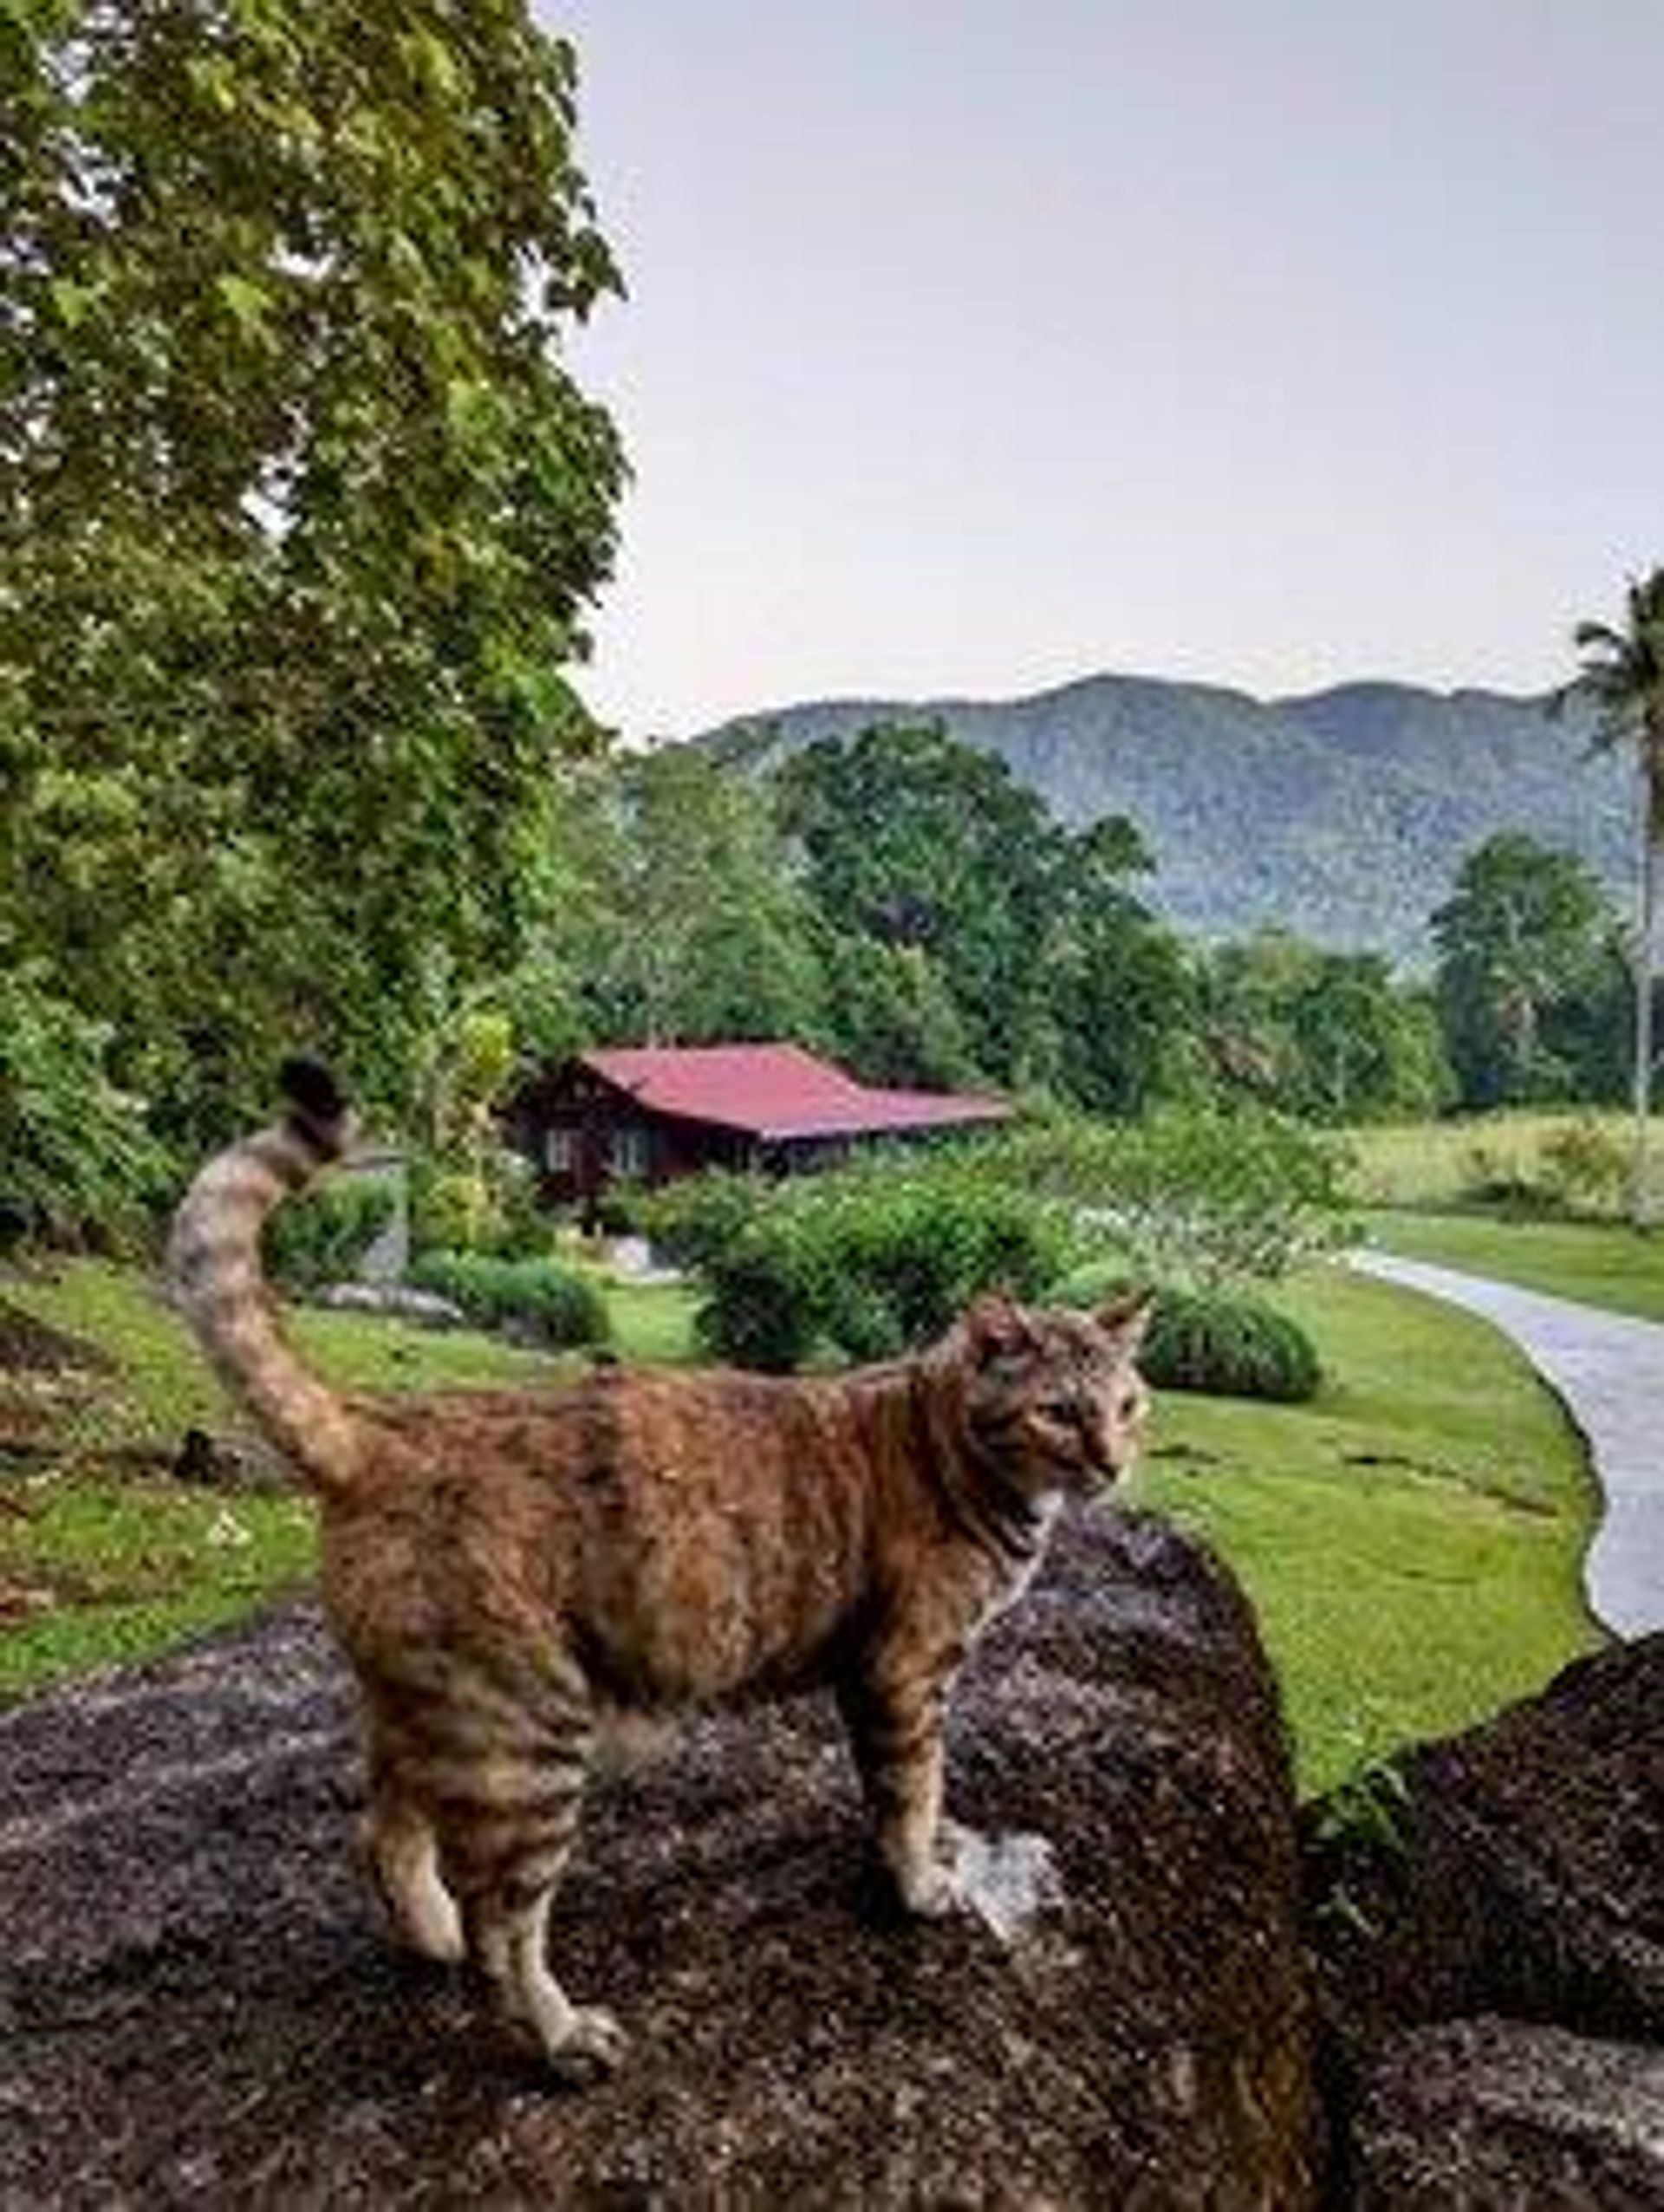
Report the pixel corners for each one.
[544,1,1661,742]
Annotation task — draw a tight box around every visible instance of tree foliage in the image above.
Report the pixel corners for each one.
[1433,834,1622,1109]
[3,0,626,1150]
[1557,566,1664,1225]
[1196,931,1452,1123]
[577,747,827,1049]
[0,964,169,1248]
[772,720,1187,1103]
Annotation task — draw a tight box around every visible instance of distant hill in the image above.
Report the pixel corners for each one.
[702,673,1632,958]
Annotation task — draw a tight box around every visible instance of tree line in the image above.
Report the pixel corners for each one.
[3,3,1659,1244]
[479,721,1648,1135]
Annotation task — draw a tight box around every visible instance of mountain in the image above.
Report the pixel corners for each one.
[702,673,1633,958]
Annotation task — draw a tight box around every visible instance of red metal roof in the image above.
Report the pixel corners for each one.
[578,1044,1010,1143]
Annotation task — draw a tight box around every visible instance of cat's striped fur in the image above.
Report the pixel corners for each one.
[170,1064,1152,2083]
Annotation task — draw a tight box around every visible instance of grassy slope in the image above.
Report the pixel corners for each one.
[0,1262,573,1700]
[1128,1269,1600,1794]
[1,1262,1600,1798]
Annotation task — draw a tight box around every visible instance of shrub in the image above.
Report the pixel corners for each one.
[1456,1142,1545,1218]
[984,1107,1354,1288]
[408,1145,550,1260]
[640,1172,768,1272]
[1052,1266,1322,1402]
[0,964,172,1250]
[407,1250,609,1349]
[1146,1286,1322,1402]
[409,1164,497,1255]
[809,1161,1073,1347]
[265,1177,396,1291]
[1537,1117,1628,1217]
[1047,1256,1142,1311]
[694,1234,826,1372]
[680,1149,1079,1371]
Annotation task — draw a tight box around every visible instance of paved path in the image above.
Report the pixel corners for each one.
[1352,1251,1664,1640]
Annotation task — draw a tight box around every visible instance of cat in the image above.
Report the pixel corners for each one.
[169,1061,1152,2084]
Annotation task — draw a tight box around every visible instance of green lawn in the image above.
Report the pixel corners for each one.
[4,1259,570,1449]
[2,1259,1600,1798]
[1366,1210,1664,1324]
[1128,1268,1600,1794]
[0,1260,577,1701]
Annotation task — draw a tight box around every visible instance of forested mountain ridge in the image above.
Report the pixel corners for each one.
[702,673,1631,956]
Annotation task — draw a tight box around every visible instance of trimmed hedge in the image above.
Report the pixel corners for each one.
[1053,1261,1323,1403]
[407,1250,610,1350]
[1144,1285,1322,1402]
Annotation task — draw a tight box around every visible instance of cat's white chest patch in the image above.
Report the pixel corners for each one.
[980,1496,1061,1627]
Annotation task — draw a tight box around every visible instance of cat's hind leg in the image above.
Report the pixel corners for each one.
[362,1789,465,1964]
[436,1715,627,2082]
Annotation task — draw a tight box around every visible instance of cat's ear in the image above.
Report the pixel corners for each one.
[1095,1290,1154,1358]
[965,1291,1037,1364]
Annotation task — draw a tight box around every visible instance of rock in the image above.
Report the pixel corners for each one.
[310,1282,465,1326]
[1350,2017,1664,2209]
[1306,1636,1664,2061]
[168,1426,289,1493]
[0,1510,1319,2208]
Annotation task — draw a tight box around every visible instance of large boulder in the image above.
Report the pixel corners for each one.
[0,1511,1319,2208]
[1349,2018,1664,2209]
[1306,1636,1664,2055]
[1306,1636,1664,2206]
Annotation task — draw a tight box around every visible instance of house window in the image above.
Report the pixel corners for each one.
[609,1124,650,1178]
[543,1128,575,1174]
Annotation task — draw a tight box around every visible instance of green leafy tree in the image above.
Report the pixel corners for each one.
[2,1,625,1149]
[773,724,1069,1084]
[0,964,169,1248]
[1197,932,1451,1122]
[1195,931,1314,1100]
[1433,835,1619,1109]
[774,723,1192,1103]
[1285,953,1451,1123]
[1556,568,1664,1226]
[578,748,828,1048]
[812,932,979,1091]
[1043,817,1198,1114]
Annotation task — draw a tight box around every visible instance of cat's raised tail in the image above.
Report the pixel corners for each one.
[168,1059,364,1496]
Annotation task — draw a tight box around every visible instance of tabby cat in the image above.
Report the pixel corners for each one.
[169,1064,1152,2083]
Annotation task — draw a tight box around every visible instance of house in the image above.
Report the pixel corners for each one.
[507,1043,1011,1213]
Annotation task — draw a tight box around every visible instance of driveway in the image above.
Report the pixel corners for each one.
[1352,1251,1664,1640]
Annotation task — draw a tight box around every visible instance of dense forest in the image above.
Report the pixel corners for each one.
[1,2,1652,1250]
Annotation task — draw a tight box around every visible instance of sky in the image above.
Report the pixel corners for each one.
[543,1,1662,743]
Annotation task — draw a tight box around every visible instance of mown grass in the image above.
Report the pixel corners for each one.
[1364,1210,1664,1324]
[1128,1268,1601,1794]
[0,1480,316,1698]
[4,1259,569,1448]
[0,1260,582,1701]
[1,1258,1600,1799]
[584,1269,702,1365]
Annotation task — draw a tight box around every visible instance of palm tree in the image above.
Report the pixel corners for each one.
[1557,568,1664,1229]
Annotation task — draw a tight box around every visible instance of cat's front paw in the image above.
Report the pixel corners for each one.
[896,1857,965,1920]
[545,2004,629,2085]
